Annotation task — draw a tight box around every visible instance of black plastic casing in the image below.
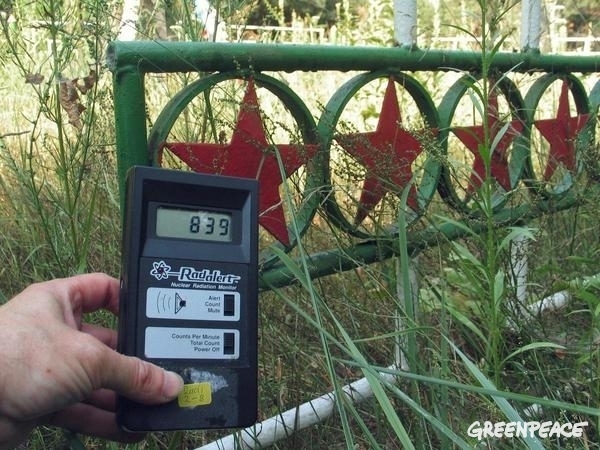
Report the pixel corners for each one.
[116,166,258,432]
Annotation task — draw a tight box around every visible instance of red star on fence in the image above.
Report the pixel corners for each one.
[533,80,589,181]
[452,92,524,193]
[164,78,319,246]
[334,77,431,225]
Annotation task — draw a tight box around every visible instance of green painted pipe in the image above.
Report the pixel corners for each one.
[112,69,150,198]
[258,193,581,290]
[106,41,600,75]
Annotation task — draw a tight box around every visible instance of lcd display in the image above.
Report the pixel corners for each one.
[156,207,232,242]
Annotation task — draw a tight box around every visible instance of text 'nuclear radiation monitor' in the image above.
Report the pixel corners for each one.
[116,166,258,431]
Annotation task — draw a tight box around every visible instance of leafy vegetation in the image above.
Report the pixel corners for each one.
[0,0,599,449]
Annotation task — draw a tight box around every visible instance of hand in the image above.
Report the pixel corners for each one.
[0,273,184,448]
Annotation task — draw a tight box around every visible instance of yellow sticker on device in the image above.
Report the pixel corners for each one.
[178,382,212,407]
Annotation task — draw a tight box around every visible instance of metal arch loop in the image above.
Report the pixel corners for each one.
[147,71,325,266]
[317,69,441,239]
[522,72,593,196]
[436,71,528,214]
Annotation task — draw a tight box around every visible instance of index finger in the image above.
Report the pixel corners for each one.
[39,273,122,316]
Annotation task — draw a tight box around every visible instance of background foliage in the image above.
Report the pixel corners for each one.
[0,0,600,449]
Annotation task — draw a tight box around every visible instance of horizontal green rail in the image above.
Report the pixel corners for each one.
[258,192,581,289]
[107,41,600,74]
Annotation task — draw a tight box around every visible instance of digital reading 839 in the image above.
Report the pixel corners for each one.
[155,207,232,242]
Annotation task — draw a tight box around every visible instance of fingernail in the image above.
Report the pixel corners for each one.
[162,371,184,399]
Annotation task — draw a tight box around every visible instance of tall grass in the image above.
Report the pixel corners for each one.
[0,0,122,295]
[0,0,599,448]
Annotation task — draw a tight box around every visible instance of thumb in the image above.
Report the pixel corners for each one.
[98,350,183,404]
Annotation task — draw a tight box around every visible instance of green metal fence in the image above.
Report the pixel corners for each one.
[107,41,600,288]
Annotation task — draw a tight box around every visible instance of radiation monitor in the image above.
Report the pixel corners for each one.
[116,166,258,431]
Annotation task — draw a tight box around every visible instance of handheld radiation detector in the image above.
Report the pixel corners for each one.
[116,166,258,432]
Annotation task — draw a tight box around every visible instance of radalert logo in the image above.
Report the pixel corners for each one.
[150,260,241,285]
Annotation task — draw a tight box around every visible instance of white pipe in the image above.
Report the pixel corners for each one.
[527,290,570,314]
[506,286,569,330]
[117,0,140,41]
[528,273,600,315]
[197,365,398,450]
[509,273,600,328]
[393,0,417,47]
[520,0,542,51]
